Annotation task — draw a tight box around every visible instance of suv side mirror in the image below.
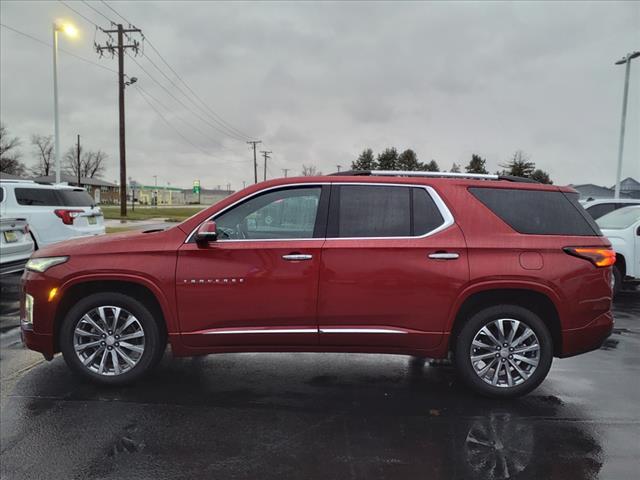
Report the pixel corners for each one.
[195,221,218,244]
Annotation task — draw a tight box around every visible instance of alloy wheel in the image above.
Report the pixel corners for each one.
[73,306,146,376]
[469,318,541,388]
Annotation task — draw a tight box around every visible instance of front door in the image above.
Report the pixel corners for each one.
[177,185,328,347]
[317,184,468,352]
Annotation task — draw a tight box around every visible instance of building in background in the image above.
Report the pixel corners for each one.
[181,187,234,205]
[133,184,184,206]
[571,177,638,201]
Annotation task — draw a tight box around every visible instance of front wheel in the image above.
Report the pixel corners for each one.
[60,292,165,385]
[454,305,553,398]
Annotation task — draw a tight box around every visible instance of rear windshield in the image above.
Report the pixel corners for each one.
[15,188,95,207]
[469,187,602,236]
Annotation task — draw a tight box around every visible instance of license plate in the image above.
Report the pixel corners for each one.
[3,231,18,243]
[88,216,97,225]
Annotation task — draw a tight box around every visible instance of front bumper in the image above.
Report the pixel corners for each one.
[560,311,614,358]
[21,322,55,360]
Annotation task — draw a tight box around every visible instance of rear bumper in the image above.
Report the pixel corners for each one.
[560,311,614,358]
[21,323,55,360]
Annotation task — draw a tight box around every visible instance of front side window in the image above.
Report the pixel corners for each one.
[214,187,322,240]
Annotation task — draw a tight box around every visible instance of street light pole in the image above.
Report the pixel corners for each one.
[51,21,78,185]
[614,51,640,199]
[52,23,60,184]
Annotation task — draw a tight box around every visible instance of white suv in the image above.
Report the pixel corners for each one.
[0,180,105,249]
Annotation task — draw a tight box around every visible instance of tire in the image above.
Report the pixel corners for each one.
[612,266,622,297]
[454,305,553,398]
[60,292,165,385]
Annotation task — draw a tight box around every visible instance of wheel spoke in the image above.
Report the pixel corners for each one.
[119,331,144,342]
[511,329,534,348]
[513,344,539,355]
[119,341,143,353]
[98,348,109,374]
[111,307,121,332]
[75,329,101,338]
[97,307,109,331]
[480,327,502,347]
[509,359,529,380]
[507,320,520,344]
[496,319,506,343]
[471,352,497,362]
[80,315,106,336]
[82,346,104,365]
[505,361,514,387]
[75,340,102,351]
[115,347,136,367]
[491,361,502,385]
[111,350,121,375]
[477,358,498,377]
[513,354,538,367]
[472,339,494,350]
[116,315,136,335]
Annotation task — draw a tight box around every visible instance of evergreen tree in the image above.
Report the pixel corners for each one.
[377,147,399,170]
[397,149,421,171]
[465,154,489,174]
[351,148,377,171]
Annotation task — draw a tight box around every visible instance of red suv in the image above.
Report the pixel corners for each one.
[20,171,615,397]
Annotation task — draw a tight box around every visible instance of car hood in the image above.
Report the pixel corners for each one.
[33,226,185,258]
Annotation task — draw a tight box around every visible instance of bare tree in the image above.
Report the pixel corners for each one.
[301,164,321,176]
[64,146,107,179]
[30,134,54,176]
[0,123,26,175]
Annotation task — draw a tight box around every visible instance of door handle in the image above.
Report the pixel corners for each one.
[428,252,459,260]
[282,254,313,261]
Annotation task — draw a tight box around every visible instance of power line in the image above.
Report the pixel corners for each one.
[80,0,115,25]
[101,0,255,141]
[0,23,118,74]
[100,0,132,26]
[58,0,104,29]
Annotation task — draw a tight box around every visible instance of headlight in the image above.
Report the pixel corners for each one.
[25,256,69,273]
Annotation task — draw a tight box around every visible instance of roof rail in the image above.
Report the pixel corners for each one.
[327,170,538,183]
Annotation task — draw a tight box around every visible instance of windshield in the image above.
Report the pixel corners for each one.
[596,206,640,230]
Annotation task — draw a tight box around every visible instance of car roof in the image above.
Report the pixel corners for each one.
[0,180,85,191]
[582,198,640,206]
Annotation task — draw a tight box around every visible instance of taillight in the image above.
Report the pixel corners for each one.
[564,247,616,267]
[54,209,83,225]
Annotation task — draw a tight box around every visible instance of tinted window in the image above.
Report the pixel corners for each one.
[586,203,616,220]
[413,188,445,235]
[469,187,601,236]
[596,206,640,230]
[57,189,95,206]
[334,185,411,237]
[215,187,321,240]
[15,188,59,206]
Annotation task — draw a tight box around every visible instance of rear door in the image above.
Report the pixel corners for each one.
[317,183,468,351]
[176,185,329,347]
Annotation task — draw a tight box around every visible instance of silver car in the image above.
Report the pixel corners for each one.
[0,217,34,275]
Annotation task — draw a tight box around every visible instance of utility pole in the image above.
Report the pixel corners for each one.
[282,168,290,178]
[336,165,342,172]
[247,140,262,184]
[153,174,158,205]
[613,51,640,199]
[76,134,81,186]
[260,151,272,182]
[96,24,142,216]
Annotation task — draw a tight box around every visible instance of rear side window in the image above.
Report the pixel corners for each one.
[57,189,95,206]
[15,188,59,206]
[469,187,601,236]
[14,188,94,207]
[329,185,445,238]
[0,187,4,202]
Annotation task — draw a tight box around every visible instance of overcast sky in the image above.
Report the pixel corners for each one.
[1,1,639,190]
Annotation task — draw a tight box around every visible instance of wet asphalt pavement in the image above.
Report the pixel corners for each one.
[0,275,638,480]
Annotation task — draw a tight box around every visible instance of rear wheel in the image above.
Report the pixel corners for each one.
[60,292,164,385]
[454,305,553,398]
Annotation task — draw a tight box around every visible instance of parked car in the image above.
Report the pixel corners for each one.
[596,205,640,295]
[20,171,614,398]
[0,180,105,249]
[580,198,640,220]
[0,217,34,276]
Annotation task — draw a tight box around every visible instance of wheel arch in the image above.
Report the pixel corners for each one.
[449,288,562,357]
[54,278,171,352]
[614,253,626,278]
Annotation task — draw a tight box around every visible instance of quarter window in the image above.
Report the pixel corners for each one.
[330,185,445,238]
[214,187,322,240]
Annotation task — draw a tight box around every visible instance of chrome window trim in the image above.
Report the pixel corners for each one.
[185,181,454,243]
